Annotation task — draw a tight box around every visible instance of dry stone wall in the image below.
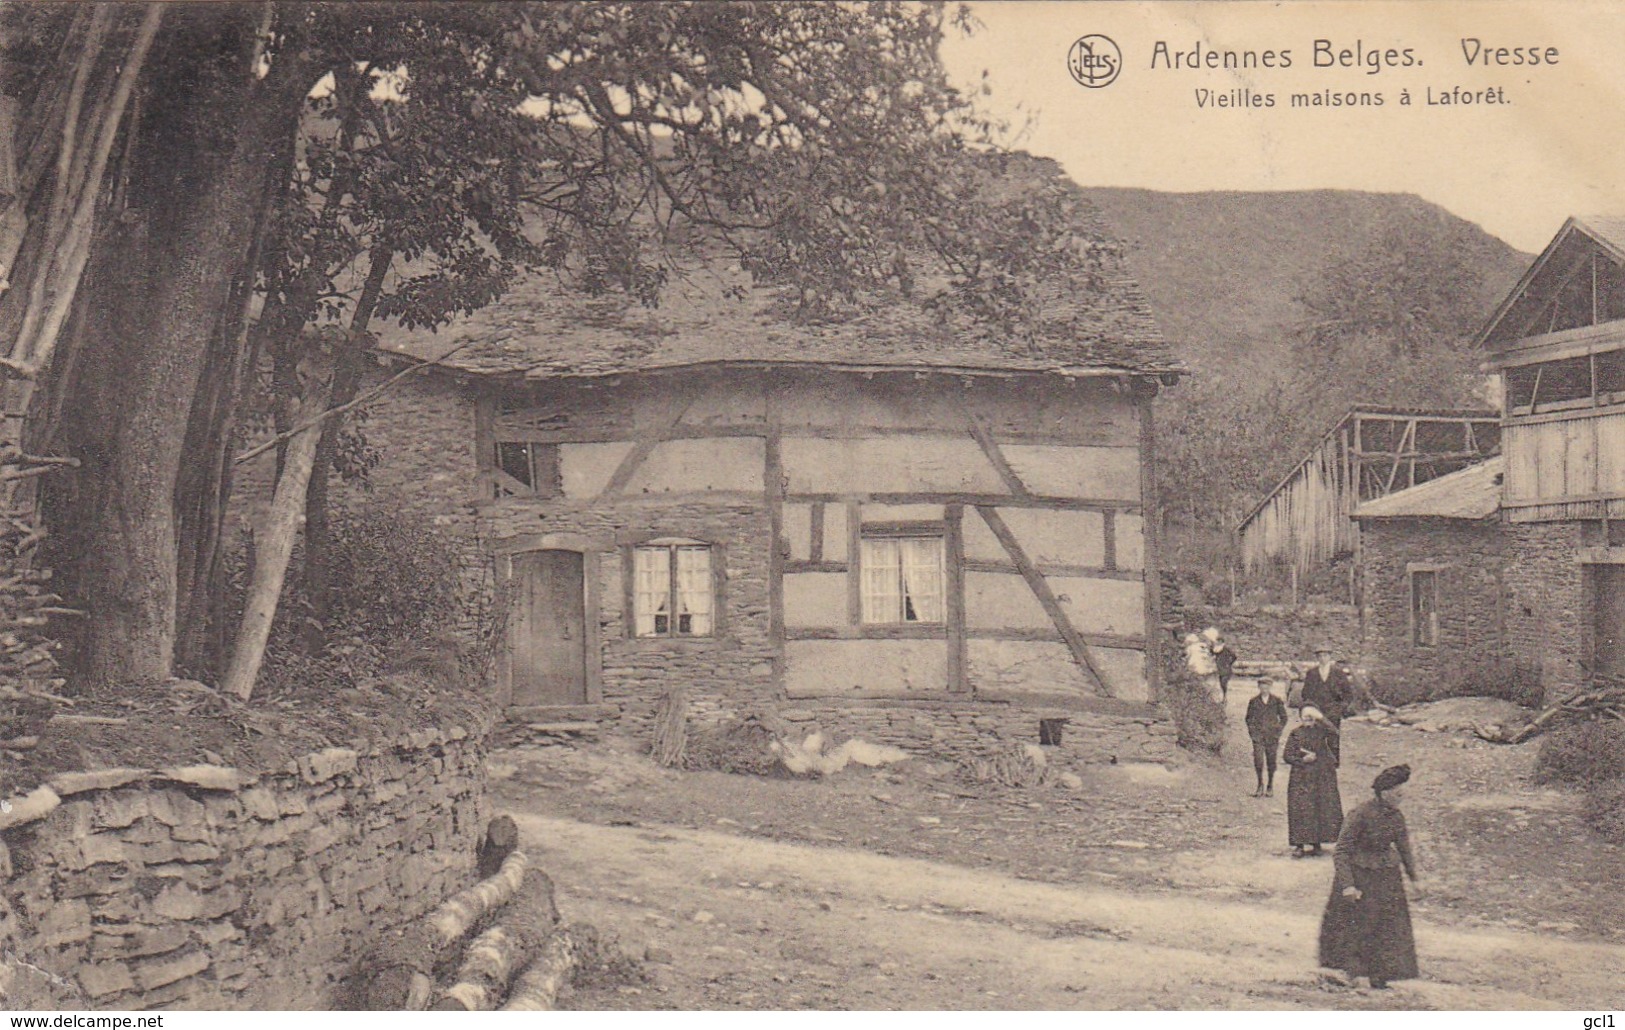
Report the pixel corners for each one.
[1504,520,1590,697]
[1172,600,1361,666]
[0,728,487,1010]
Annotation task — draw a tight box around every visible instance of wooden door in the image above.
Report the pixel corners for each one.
[1594,565,1625,680]
[510,550,587,706]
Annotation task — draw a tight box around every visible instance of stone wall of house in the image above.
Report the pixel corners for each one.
[1357,518,1509,705]
[779,699,1178,766]
[232,365,490,644]
[0,728,487,1010]
[1504,519,1590,697]
[483,498,776,735]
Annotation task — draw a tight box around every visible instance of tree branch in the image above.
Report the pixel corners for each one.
[233,336,475,466]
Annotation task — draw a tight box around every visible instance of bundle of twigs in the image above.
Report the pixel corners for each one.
[957,742,1050,788]
[650,686,687,768]
[0,479,77,691]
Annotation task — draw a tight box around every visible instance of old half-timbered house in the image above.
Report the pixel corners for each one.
[345,156,1188,762]
[1477,215,1625,691]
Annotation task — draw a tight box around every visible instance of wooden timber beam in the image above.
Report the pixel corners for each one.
[975,505,1109,694]
[961,407,1032,497]
[1382,419,1417,494]
[599,397,694,499]
[945,504,967,693]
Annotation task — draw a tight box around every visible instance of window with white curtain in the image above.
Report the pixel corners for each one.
[860,535,945,624]
[633,542,714,637]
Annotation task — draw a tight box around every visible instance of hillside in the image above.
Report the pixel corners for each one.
[1079,188,1532,370]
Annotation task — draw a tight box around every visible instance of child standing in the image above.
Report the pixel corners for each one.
[1245,677,1288,797]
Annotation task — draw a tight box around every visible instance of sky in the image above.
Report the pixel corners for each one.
[939,1,1625,253]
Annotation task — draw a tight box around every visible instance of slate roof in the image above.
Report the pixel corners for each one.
[375,153,1179,381]
[1352,457,1503,521]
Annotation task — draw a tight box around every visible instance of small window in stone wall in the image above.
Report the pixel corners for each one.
[633,541,714,637]
[1410,568,1439,648]
[493,441,561,499]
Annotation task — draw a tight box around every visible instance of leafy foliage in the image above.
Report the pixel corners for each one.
[303,505,464,645]
[1156,223,1497,561]
[1534,720,1625,786]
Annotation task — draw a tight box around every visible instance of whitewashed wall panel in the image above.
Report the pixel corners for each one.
[560,442,636,499]
[1000,444,1140,499]
[1051,577,1144,636]
[783,573,848,628]
[782,437,1003,494]
[964,572,1052,630]
[623,438,765,494]
[784,639,948,697]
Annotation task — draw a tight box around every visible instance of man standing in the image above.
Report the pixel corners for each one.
[1301,645,1354,759]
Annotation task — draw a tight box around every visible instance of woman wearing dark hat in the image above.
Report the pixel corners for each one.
[1318,764,1423,988]
[1282,706,1342,857]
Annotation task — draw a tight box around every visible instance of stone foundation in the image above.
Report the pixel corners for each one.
[776,698,1179,766]
[0,728,488,1010]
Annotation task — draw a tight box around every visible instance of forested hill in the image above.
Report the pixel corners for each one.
[1078,188,1532,367]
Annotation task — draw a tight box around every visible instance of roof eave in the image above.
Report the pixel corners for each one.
[375,349,1189,383]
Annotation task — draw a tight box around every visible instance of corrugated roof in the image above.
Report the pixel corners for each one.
[1352,457,1503,520]
[375,152,1180,381]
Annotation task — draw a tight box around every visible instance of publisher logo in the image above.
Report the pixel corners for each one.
[1068,34,1122,88]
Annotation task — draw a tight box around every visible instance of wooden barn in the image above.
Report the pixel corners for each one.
[1236,406,1501,582]
[1476,215,1625,689]
[285,155,1189,762]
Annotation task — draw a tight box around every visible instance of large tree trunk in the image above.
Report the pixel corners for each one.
[173,129,296,680]
[74,16,312,692]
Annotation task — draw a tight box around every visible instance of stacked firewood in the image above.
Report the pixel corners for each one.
[356,817,619,1011]
[1497,678,1625,744]
[0,430,77,710]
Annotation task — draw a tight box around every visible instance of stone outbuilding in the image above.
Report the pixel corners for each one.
[1352,457,1510,702]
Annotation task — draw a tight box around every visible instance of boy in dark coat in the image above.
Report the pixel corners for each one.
[1245,677,1288,797]
[1283,706,1343,857]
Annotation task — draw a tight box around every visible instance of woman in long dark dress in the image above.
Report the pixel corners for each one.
[1318,764,1423,988]
[1282,706,1342,857]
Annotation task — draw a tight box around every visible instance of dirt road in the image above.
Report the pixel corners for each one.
[511,811,1623,1010]
[495,683,1625,1010]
